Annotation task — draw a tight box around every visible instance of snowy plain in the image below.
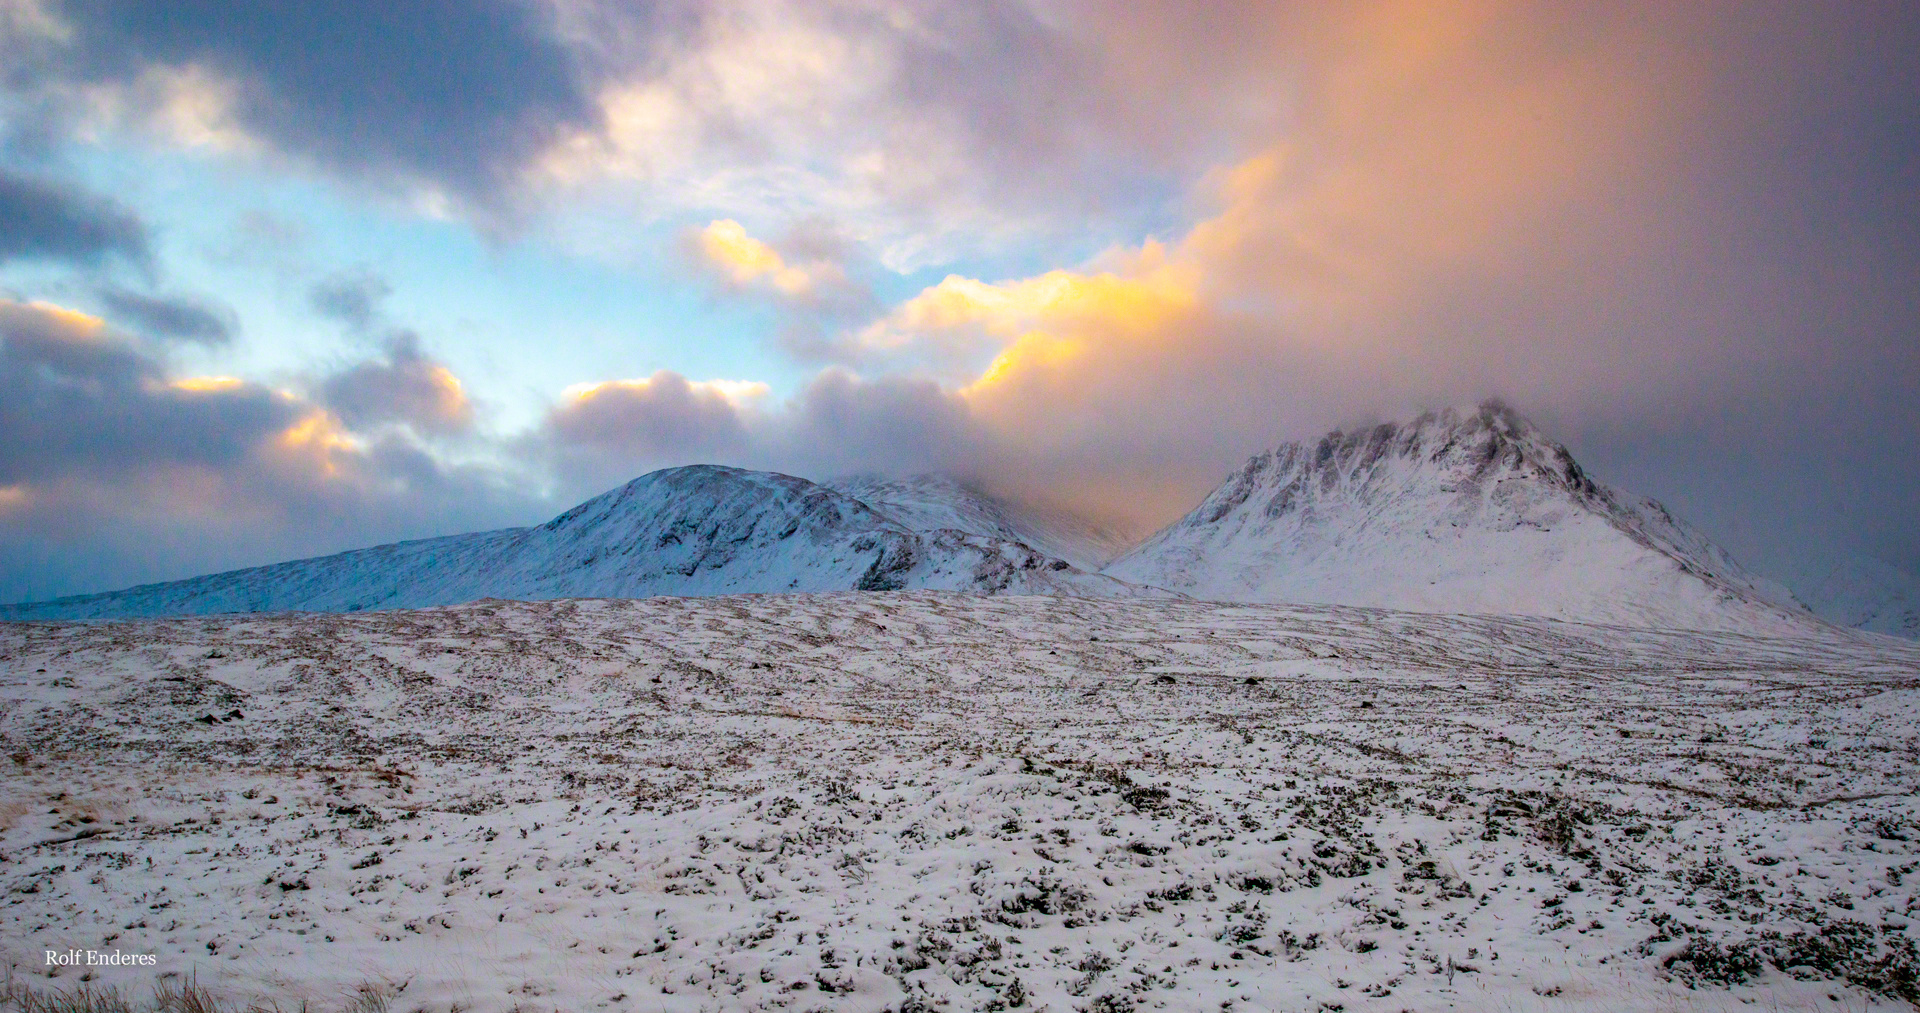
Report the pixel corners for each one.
[4,591,1919,1012]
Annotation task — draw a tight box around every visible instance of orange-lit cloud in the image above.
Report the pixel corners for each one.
[693,219,824,297]
[316,333,475,436]
[0,299,107,343]
[0,297,537,597]
[169,375,245,393]
[271,409,362,477]
[541,370,770,492]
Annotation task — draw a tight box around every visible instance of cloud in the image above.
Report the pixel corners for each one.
[529,361,981,492]
[96,287,234,344]
[0,297,535,600]
[308,269,392,330]
[12,0,600,204]
[316,332,475,436]
[538,370,765,492]
[538,1,1920,575]
[697,1,1906,545]
[0,166,148,266]
[0,298,292,483]
[682,216,876,342]
[689,219,830,298]
[773,369,980,480]
[535,1,1252,268]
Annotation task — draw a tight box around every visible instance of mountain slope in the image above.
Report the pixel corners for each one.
[1803,558,1920,639]
[1,466,1157,620]
[830,474,1139,569]
[1103,402,1817,632]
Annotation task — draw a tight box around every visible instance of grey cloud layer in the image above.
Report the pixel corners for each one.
[0,167,148,266]
[0,301,283,482]
[26,0,600,200]
[0,299,533,600]
[318,332,475,436]
[96,287,234,344]
[308,268,393,330]
[0,1,1915,601]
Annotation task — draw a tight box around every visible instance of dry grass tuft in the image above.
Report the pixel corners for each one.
[0,974,390,1013]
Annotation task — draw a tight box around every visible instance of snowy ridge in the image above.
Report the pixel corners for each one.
[1805,557,1920,639]
[0,466,1160,620]
[831,473,1139,570]
[1105,402,1818,632]
[0,404,1848,633]
[829,474,1035,548]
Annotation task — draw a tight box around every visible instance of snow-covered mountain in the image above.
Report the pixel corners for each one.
[831,473,1139,570]
[1104,401,1817,632]
[0,466,1158,621]
[1803,557,1920,639]
[1,404,1849,633]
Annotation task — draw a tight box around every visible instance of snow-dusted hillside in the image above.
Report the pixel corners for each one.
[0,405,1841,634]
[1105,402,1815,633]
[3,593,1917,1011]
[832,473,1140,570]
[1805,557,1920,639]
[0,466,1155,621]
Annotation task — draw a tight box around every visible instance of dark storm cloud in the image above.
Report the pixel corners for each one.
[43,0,602,199]
[97,287,234,344]
[0,166,149,266]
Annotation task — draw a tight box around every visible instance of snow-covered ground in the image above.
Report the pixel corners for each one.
[4,592,1918,1011]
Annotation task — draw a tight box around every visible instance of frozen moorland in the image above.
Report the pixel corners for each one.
[3,592,1918,1012]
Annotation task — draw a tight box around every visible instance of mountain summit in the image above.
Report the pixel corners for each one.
[1,466,1159,621]
[2,403,1838,634]
[1103,402,1812,632]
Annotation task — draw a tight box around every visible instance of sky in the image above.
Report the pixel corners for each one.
[0,0,1915,603]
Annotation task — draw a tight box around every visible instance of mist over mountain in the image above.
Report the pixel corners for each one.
[3,403,1897,638]
[1803,558,1920,639]
[0,466,1155,621]
[830,473,1141,571]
